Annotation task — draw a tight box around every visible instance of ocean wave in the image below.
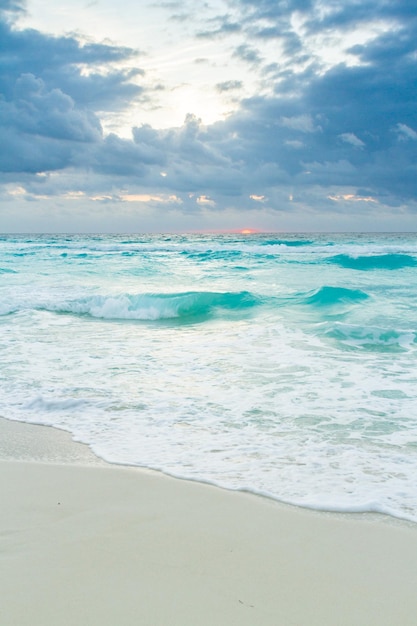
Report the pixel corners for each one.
[265,239,313,247]
[0,267,17,274]
[0,306,16,316]
[24,396,89,412]
[181,249,247,261]
[302,286,369,306]
[326,323,416,351]
[46,291,261,321]
[328,253,416,270]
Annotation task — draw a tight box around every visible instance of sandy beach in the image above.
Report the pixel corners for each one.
[1,418,417,626]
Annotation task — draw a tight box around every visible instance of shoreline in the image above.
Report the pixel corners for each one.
[2,417,417,625]
[2,415,415,527]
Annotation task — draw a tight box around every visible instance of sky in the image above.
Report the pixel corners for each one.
[1,0,417,233]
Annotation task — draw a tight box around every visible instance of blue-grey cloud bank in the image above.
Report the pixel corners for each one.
[1,0,417,232]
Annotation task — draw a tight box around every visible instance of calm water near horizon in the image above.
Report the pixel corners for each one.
[1,232,416,521]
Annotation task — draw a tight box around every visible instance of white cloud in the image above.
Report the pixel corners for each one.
[7,185,26,196]
[339,133,365,148]
[196,195,216,207]
[279,115,319,133]
[328,194,377,203]
[120,194,183,204]
[395,123,417,141]
[285,140,304,149]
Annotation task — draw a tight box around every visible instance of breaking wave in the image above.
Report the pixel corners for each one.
[0,267,17,274]
[302,286,369,306]
[328,253,416,270]
[46,291,261,321]
[326,323,416,352]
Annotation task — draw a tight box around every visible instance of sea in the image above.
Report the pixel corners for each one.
[1,232,416,522]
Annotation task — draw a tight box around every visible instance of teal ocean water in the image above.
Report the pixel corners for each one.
[1,232,416,521]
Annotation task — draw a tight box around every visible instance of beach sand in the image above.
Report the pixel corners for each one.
[1,418,417,626]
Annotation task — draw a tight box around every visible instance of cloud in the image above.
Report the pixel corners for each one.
[285,140,304,149]
[197,14,241,39]
[395,123,417,141]
[280,114,319,133]
[0,4,148,178]
[119,193,182,204]
[196,195,216,207]
[8,73,102,141]
[0,0,24,17]
[0,18,143,109]
[339,133,365,148]
[233,44,262,66]
[1,0,417,231]
[215,80,243,92]
[328,194,377,203]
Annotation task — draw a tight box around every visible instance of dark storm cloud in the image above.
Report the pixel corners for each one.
[1,0,417,223]
[0,126,75,173]
[7,73,102,141]
[215,57,417,202]
[178,0,417,205]
[0,71,103,172]
[0,1,146,176]
[186,0,417,205]
[132,114,234,172]
[0,19,142,108]
[75,114,244,199]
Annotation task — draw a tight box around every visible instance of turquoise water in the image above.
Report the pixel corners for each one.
[1,232,417,521]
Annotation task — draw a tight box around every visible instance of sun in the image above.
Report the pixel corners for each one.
[241,229,254,234]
